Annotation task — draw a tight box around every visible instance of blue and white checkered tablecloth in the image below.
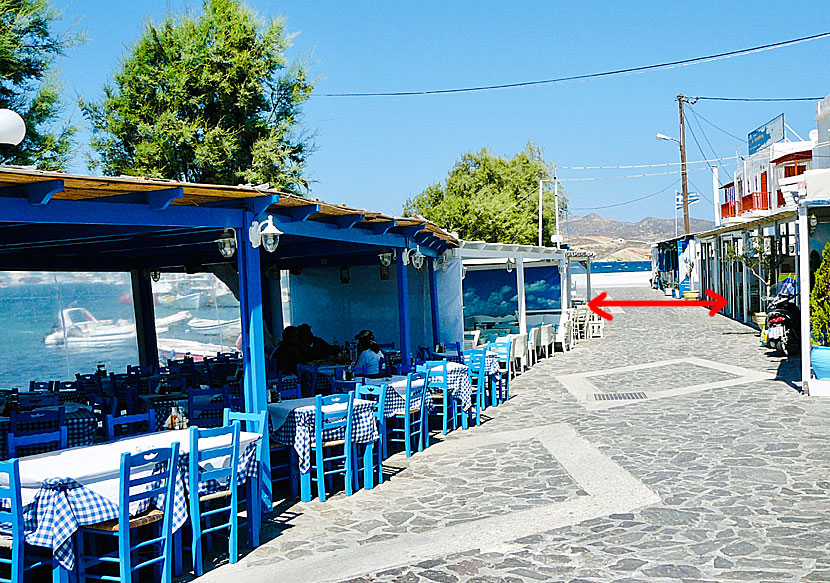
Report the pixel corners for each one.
[442,362,473,411]
[0,409,98,460]
[1,430,260,571]
[270,399,378,473]
[462,352,500,376]
[361,377,432,418]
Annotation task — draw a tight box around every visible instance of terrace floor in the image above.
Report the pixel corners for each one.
[196,285,830,583]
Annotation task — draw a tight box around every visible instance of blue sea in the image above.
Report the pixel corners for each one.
[568,261,651,274]
[0,276,239,387]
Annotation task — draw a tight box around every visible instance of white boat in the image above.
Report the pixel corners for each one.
[187,317,241,332]
[157,338,238,360]
[43,308,178,347]
[212,290,238,307]
[158,292,203,310]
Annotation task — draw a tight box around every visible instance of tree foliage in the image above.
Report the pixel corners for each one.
[81,0,313,192]
[811,242,830,346]
[0,0,77,169]
[403,143,566,244]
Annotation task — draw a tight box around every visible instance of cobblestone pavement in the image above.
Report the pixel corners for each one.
[198,285,830,583]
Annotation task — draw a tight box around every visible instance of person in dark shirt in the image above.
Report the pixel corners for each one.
[297,323,338,361]
[275,326,304,375]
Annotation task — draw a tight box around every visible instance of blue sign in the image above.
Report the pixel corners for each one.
[748,114,784,155]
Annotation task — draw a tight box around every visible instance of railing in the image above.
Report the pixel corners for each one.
[721,201,739,219]
[740,192,769,214]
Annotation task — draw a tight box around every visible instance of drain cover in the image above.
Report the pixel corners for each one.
[594,392,647,401]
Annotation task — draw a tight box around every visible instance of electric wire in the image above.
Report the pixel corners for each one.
[570,180,680,211]
[557,155,740,170]
[313,32,830,97]
[687,106,747,142]
[559,167,709,182]
[694,96,824,102]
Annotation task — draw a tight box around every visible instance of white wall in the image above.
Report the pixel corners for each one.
[284,262,434,350]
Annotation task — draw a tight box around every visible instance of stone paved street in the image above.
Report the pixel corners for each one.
[197,284,830,583]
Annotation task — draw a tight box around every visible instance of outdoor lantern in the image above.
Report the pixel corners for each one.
[408,246,425,270]
[216,228,237,258]
[249,215,283,253]
[150,271,161,282]
[378,251,394,266]
[810,214,818,236]
[506,258,516,273]
[0,109,25,145]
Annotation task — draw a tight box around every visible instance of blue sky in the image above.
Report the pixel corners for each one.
[53,1,830,223]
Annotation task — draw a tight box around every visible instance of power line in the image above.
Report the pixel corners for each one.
[558,154,740,170]
[571,180,679,210]
[695,96,823,102]
[313,32,830,97]
[559,167,709,182]
[687,105,746,143]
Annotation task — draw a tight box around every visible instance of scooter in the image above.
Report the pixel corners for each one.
[765,293,800,357]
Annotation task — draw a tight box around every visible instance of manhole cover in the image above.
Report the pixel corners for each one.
[593,392,647,401]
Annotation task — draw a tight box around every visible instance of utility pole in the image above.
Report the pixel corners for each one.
[538,174,544,247]
[678,93,691,235]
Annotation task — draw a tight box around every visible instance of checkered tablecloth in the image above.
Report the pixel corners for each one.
[362,377,432,418]
[1,430,260,570]
[463,352,499,376]
[0,409,98,460]
[442,362,473,411]
[270,399,378,473]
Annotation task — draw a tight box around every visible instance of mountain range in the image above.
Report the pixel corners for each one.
[563,213,715,261]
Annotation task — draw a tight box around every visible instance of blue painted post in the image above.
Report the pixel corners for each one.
[396,255,412,374]
[236,214,267,414]
[130,269,158,368]
[428,258,441,347]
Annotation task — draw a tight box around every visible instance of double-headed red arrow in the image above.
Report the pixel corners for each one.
[588,289,727,321]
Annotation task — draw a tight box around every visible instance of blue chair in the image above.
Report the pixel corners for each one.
[187,423,240,576]
[310,393,355,502]
[105,412,156,441]
[0,459,23,583]
[188,387,229,428]
[388,372,428,457]
[127,364,155,377]
[0,459,67,583]
[10,407,65,435]
[297,364,318,397]
[76,442,180,583]
[222,409,275,533]
[17,393,59,410]
[489,338,514,404]
[466,349,487,426]
[28,381,53,393]
[272,371,301,400]
[331,379,359,394]
[417,361,460,435]
[354,383,387,485]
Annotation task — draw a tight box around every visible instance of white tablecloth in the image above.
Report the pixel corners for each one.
[9,429,260,507]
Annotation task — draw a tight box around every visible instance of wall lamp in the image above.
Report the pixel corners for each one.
[216,228,237,258]
[249,215,283,253]
[378,251,394,266]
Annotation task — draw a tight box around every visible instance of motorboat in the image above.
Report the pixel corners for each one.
[42,308,190,347]
[187,317,241,333]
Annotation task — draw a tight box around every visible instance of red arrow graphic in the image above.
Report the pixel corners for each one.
[588,289,727,321]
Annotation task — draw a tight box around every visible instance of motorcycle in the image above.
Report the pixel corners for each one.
[765,291,800,357]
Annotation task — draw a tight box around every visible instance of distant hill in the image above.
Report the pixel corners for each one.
[564,213,714,261]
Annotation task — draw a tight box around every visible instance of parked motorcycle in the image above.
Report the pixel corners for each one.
[765,290,800,357]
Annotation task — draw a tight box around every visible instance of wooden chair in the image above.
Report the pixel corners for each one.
[76,442,180,583]
[387,373,429,457]
[310,392,355,502]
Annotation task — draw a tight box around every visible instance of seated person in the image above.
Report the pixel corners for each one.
[297,323,338,362]
[354,334,384,377]
[274,326,304,375]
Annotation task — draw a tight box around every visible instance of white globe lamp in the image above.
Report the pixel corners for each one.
[0,110,26,146]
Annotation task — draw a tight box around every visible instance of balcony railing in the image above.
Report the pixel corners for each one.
[740,192,769,214]
[721,201,739,219]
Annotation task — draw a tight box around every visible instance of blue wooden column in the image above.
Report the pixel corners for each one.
[428,257,441,347]
[236,213,267,414]
[130,269,158,369]
[396,255,412,373]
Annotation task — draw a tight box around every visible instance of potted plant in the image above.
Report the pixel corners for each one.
[810,242,830,379]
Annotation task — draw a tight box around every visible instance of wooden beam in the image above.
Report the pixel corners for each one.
[280,204,320,222]
[334,213,365,229]
[0,179,65,206]
[91,187,184,210]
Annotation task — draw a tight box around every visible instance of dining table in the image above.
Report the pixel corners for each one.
[0,428,261,574]
[267,397,379,502]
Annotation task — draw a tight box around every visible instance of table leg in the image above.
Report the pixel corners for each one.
[246,475,261,547]
[51,560,69,583]
[300,469,312,502]
[460,399,469,430]
[362,441,375,490]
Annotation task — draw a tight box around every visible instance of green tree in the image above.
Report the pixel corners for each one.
[81,0,313,192]
[403,143,566,244]
[0,0,77,170]
[811,242,830,346]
